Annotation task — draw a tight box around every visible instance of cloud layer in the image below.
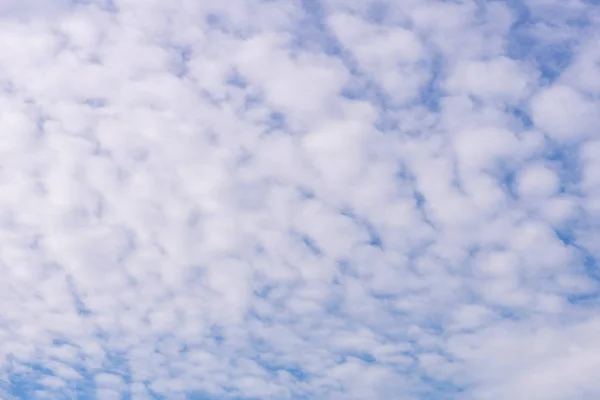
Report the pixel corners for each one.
[0,0,600,399]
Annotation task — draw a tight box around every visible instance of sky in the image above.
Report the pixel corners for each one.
[0,0,600,399]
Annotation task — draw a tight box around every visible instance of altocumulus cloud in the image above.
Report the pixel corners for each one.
[0,0,600,399]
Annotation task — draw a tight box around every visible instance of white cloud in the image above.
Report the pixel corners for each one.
[0,0,68,19]
[517,162,560,199]
[0,0,599,399]
[444,57,538,103]
[531,84,600,141]
[328,12,428,104]
[562,38,600,94]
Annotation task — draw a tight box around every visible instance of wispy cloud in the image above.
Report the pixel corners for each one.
[0,0,599,399]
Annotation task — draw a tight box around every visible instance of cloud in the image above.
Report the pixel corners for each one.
[0,0,599,399]
[531,84,599,141]
[516,162,560,199]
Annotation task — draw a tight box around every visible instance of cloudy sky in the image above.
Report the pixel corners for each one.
[0,0,600,398]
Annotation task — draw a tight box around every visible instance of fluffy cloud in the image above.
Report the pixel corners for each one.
[531,84,599,141]
[0,0,599,399]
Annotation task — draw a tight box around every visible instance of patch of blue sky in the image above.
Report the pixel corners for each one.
[343,351,377,364]
[187,392,255,400]
[577,248,600,282]
[505,0,588,83]
[543,142,583,191]
[7,361,98,400]
[296,0,341,55]
[298,232,323,256]
[415,56,445,113]
[83,97,108,108]
[417,378,466,400]
[167,44,193,78]
[8,366,50,399]
[254,355,308,382]
[505,105,534,129]
[65,275,93,317]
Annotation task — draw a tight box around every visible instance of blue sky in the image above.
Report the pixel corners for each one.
[1,0,600,399]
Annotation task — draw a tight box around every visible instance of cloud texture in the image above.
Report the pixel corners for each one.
[1,0,600,398]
